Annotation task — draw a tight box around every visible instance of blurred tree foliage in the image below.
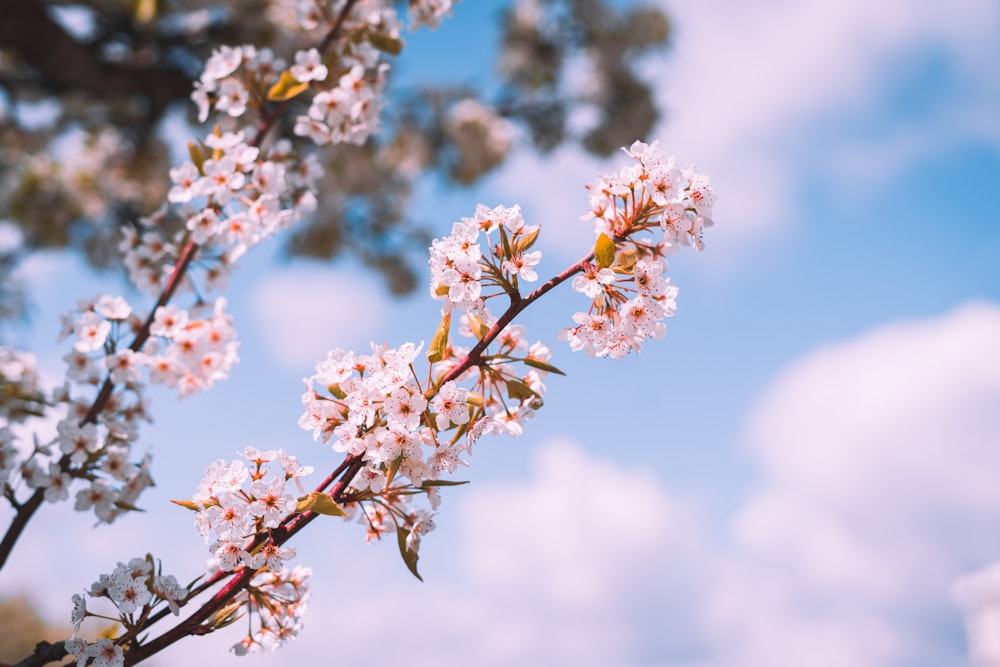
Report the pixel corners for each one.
[0,0,669,323]
[0,594,67,662]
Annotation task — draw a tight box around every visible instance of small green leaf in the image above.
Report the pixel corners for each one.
[474,316,491,340]
[171,499,203,511]
[523,357,567,376]
[594,233,616,269]
[368,32,404,55]
[427,311,451,363]
[420,479,470,488]
[513,227,540,254]
[506,378,540,402]
[396,528,423,581]
[296,492,346,516]
[113,500,145,513]
[187,141,205,175]
[499,226,512,260]
[617,246,637,271]
[384,455,402,489]
[327,383,347,400]
[465,313,489,340]
[267,71,310,101]
[210,601,245,629]
[184,573,205,594]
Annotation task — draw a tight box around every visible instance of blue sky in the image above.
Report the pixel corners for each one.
[2,0,1000,666]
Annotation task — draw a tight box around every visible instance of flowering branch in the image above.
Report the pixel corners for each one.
[4,2,717,666]
[0,0,372,573]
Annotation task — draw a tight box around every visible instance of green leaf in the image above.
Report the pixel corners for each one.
[523,357,567,376]
[506,378,540,402]
[396,528,423,581]
[513,227,540,254]
[296,492,346,516]
[113,500,145,513]
[594,233,616,269]
[464,313,489,340]
[187,141,205,175]
[499,226,512,260]
[210,601,245,629]
[267,71,310,102]
[368,32,404,55]
[420,479,470,488]
[384,455,402,489]
[171,499,203,511]
[427,311,451,363]
[184,574,205,594]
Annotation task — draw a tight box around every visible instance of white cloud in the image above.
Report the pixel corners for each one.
[498,0,999,271]
[655,0,999,240]
[247,264,390,368]
[153,439,715,667]
[716,301,1000,666]
[452,440,714,662]
[11,299,1000,666]
[238,298,1000,666]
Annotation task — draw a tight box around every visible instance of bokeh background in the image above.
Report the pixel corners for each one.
[2,0,999,665]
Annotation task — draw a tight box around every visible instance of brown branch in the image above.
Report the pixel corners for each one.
[122,456,365,666]
[439,248,596,386]
[0,239,201,571]
[119,243,595,663]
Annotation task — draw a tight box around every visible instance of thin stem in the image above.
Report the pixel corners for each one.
[0,240,200,572]
[256,0,359,147]
[123,457,364,665]
[439,248,595,386]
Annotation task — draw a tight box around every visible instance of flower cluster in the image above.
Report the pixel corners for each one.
[64,555,187,667]
[59,295,240,400]
[5,297,156,520]
[0,344,44,423]
[122,129,319,297]
[191,447,312,573]
[293,46,389,147]
[429,203,541,313]
[5,293,241,522]
[298,204,562,567]
[230,564,313,656]
[187,449,314,655]
[587,140,717,249]
[560,140,717,358]
[192,45,287,124]
[298,342,463,483]
[408,0,457,31]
